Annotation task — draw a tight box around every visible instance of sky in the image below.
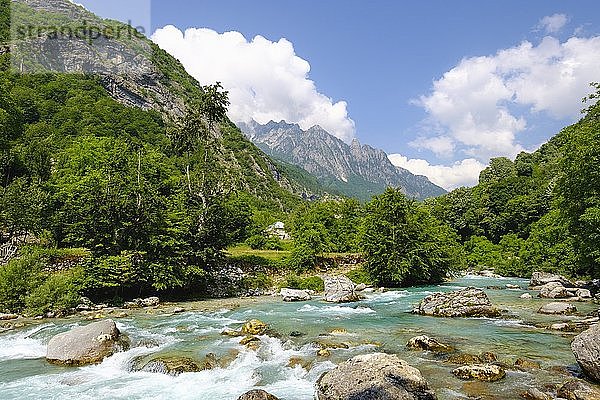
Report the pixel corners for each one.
[73,0,600,190]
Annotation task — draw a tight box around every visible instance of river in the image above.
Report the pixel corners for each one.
[0,276,598,399]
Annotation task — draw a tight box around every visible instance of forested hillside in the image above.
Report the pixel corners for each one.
[430,84,600,279]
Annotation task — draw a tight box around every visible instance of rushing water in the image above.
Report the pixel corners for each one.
[0,276,598,400]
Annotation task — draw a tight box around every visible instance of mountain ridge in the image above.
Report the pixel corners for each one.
[240,119,446,201]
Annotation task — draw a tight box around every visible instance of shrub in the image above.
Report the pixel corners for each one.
[242,272,273,291]
[245,234,267,250]
[25,268,83,316]
[263,236,283,251]
[282,275,324,292]
[346,267,374,286]
[0,253,44,313]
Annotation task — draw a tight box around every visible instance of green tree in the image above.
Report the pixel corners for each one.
[556,85,600,277]
[361,188,464,286]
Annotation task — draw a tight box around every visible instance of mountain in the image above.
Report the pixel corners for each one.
[3,0,328,210]
[240,120,446,201]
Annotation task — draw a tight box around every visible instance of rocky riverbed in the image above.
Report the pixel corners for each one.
[0,275,598,399]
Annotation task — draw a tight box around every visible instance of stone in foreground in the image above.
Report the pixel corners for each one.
[315,353,437,400]
[538,302,577,315]
[451,364,506,382]
[46,319,129,366]
[237,390,280,400]
[413,287,501,318]
[279,288,311,302]
[323,275,361,303]
[557,379,600,400]
[571,323,600,382]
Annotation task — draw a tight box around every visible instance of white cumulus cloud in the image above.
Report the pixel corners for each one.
[409,135,455,158]
[151,25,355,142]
[537,14,569,34]
[389,154,485,191]
[416,35,600,162]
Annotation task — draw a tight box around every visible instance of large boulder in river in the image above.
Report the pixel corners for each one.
[571,323,600,382]
[237,390,280,400]
[538,302,577,315]
[323,275,360,303]
[530,272,574,289]
[315,353,437,400]
[279,288,311,302]
[413,287,501,318]
[46,319,129,366]
[539,282,572,299]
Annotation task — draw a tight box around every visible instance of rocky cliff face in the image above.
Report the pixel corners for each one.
[11,0,187,118]
[241,120,446,201]
[7,0,321,205]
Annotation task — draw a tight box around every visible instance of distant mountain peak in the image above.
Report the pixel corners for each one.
[240,120,446,201]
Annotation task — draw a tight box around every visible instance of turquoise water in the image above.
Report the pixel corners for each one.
[0,276,597,400]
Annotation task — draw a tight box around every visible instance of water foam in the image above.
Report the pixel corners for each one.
[0,324,53,361]
[296,304,376,316]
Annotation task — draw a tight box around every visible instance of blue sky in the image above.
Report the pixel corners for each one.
[75,0,600,189]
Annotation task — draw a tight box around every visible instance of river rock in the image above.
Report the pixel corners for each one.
[240,319,268,335]
[447,352,497,365]
[538,302,577,315]
[539,282,572,299]
[323,275,361,303]
[136,297,160,307]
[521,293,533,299]
[413,287,501,318]
[514,358,541,370]
[237,389,280,400]
[279,288,311,302]
[521,388,553,400]
[530,272,574,288]
[355,283,367,292]
[407,335,453,353]
[557,379,600,400]
[0,313,18,320]
[479,269,503,278]
[551,322,575,332]
[46,319,129,366]
[506,284,521,289]
[315,353,437,400]
[451,364,506,382]
[571,323,600,382]
[140,356,201,375]
[576,289,593,299]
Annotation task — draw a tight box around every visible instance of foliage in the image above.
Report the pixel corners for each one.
[25,268,83,316]
[345,267,374,286]
[361,188,465,286]
[281,275,324,292]
[242,273,273,291]
[464,236,502,270]
[556,87,600,277]
[521,210,577,277]
[245,234,283,251]
[0,252,43,312]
